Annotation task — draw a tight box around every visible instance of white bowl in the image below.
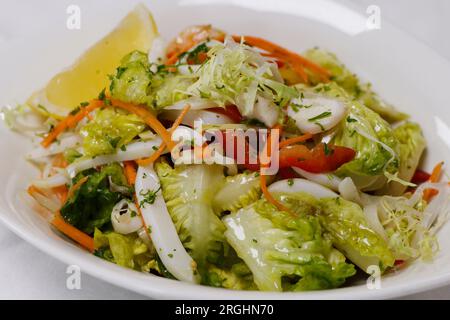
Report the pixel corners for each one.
[1,0,450,299]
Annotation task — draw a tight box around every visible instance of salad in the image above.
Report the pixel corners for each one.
[3,5,449,292]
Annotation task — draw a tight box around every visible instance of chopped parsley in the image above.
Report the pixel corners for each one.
[287,179,294,186]
[139,186,161,208]
[98,88,106,100]
[308,111,332,122]
[69,106,81,116]
[107,136,121,149]
[323,143,334,156]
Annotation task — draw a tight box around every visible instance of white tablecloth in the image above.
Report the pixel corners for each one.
[1,0,449,299]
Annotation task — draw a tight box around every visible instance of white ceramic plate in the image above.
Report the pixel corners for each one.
[1,0,450,299]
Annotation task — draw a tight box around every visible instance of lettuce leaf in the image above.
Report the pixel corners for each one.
[212,171,261,214]
[333,98,400,191]
[60,163,129,234]
[109,50,192,110]
[109,51,153,105]
[94,229,156,272]
[318,197,395,272]
[203,263,256,290]
[155,161,227,274]
[273,192,394,273]
[81,108,145,157]
[223,199,355,291]
[381,122,426,195]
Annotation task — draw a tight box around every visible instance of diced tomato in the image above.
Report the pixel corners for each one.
[219,128,355,174]
[279,143,356,173]
[277,167,299,179]
[394,260,405,267]
[411,169,431,185]
[208,105,243,123]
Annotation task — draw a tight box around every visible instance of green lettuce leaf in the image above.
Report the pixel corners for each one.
[380,122,426,195]
[319,197,395,272]
[94,229,156,272]
[223,199,355,291]
[333,99,400,191]
[212,171,261,214]
[203,263,256,290]
[81,108,145,157]
[60,163,129,234]
[273,192,394,272]
[109,51,153,105]
[155,161,227,274]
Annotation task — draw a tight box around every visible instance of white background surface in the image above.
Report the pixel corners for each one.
[0,0,449,299]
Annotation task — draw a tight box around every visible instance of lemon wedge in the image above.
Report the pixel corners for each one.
[28,4,158,118]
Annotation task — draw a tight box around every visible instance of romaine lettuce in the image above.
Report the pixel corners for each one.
[333,99,400,191]
[81,108,145,157]
[94,229,156,272]
[381,122,426,195]
[272,192,395,272]
[212,171,261,214]
[223,199,355,291]
[155,161,227,274]
[109,50,193,109]
[319,197,395,272]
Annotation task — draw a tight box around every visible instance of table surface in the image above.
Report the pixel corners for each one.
[1,0,449,299]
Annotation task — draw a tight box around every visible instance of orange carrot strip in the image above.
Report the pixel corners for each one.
[53,185,69,204]
[278,133,313,149]
[259,127,294,214]
[27,185,45,197]
[290,63,309,83]
[260,172,291,212]
[166,53,182,66]
[52,153,69,169]
[136,104,191,166]
[110,99,175,150]
[124,161,137,185]
[41,100,103,148]
[233,35,331,82]
[52,212,94,252]
[423,162,444,202]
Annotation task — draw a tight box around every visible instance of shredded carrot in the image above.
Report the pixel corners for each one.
[66,176,89,201]
[423,161,444,202]
[166,53,182,66]
[41,100,103,148]
[260,172,291,212]
[124,161,137,185]
[52,212,95,252]
[110,99,175,150]
[52,153,68,169]
[233,35,331,82]
[278,133,313,149]
[258,127,294,214]
[27,185,45,197]
[53,185,69,204]
[290,63,308,83]
[136,104,191,166]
